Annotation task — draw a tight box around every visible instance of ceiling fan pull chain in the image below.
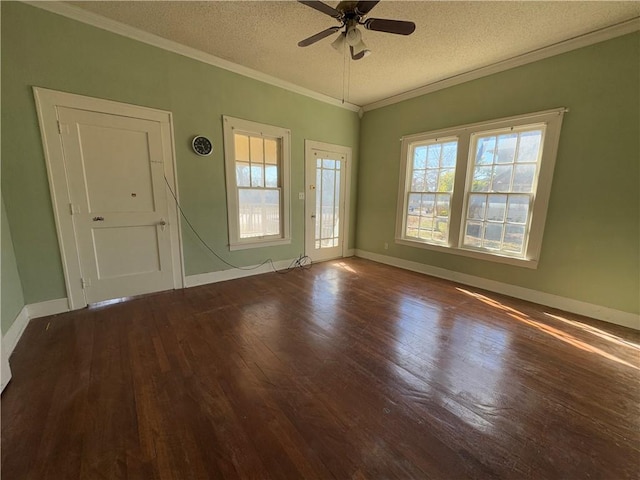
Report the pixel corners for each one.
[342,41,348,104]
[346,46,351,103]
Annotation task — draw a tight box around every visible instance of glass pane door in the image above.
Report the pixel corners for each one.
[305,147,347,263]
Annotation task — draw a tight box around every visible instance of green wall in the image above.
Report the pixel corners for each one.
[1,195,25,335]
[357,32,639,315]
[1,2,360,310]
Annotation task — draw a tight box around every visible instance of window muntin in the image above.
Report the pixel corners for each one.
[223,116,291,250]
[404,139,457,244]
[396,108,565,268]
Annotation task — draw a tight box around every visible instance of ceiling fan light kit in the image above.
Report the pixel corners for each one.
[351,45,371,60]
[331,32,346,52]
[345,26,361,46]
[297,0,416,60]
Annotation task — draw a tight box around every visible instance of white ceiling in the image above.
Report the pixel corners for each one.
[67,1,639,107]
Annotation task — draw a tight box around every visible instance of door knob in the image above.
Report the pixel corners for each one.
[159,218,167,231]
[92,216,104,222]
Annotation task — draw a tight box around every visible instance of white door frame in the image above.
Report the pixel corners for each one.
[304,140,352,260]
[33,87,184,310]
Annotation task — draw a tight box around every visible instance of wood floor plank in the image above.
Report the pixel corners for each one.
[2,258,639,479]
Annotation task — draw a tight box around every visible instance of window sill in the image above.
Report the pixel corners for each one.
[394,238,539,269]
[229,237,291,251]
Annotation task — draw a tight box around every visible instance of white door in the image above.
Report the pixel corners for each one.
[57,107,174,304]
[305,147,347,262]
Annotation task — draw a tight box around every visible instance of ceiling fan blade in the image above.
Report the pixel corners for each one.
[364,18,416,35]
[355,1,380,16]
[298,1,341,19]
[298,26,341,47]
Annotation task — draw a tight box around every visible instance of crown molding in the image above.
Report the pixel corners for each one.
[363,17,640,112]
[22,1,361,113]
[20,2,639,115]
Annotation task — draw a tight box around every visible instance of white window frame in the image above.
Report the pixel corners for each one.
[396,108,565,269]
[223,115,291,251]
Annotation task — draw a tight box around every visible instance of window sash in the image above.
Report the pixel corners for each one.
[234,133,282,239]
[461,192,533,255]
[237,187,282,239]
[405,191,452,244]
[234,133,281,188]
[458,125,546,258]
[401,137,458,246]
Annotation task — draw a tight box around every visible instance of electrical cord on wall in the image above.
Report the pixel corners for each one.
[163,176,312,274]
[274,253,313,274]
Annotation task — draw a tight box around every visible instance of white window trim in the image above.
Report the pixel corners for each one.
[223,115,291,251]
[396,108,566,269]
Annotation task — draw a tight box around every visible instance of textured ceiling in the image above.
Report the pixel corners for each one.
[68,1,639,107]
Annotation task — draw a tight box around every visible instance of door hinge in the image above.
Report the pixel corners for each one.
[81,278,91,289]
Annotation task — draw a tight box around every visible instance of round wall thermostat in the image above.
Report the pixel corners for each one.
[192,135,213,156]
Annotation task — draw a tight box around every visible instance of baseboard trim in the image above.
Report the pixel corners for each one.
[355,249,640,331]
[185,258,298,288]
[2,298,70,362]
[3,306,30,361]
[26,298,70,319]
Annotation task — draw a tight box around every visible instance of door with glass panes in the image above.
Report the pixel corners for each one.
[305,148,347,262]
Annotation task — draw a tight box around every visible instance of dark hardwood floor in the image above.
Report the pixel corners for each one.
[2,258,639,479]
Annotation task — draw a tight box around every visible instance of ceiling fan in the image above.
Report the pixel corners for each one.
[298,1,416,60]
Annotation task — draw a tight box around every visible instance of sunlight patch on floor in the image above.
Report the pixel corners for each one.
[544,312,640,351]
[334,261,357,274]
[456,288,639,371]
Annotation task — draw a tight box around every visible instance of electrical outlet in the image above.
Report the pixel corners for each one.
[298,192,305,200]
[384,242,389,250]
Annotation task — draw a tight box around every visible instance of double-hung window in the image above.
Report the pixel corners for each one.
[396,108,565,268]
[405,138,457,244]
[223,116,291,250]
